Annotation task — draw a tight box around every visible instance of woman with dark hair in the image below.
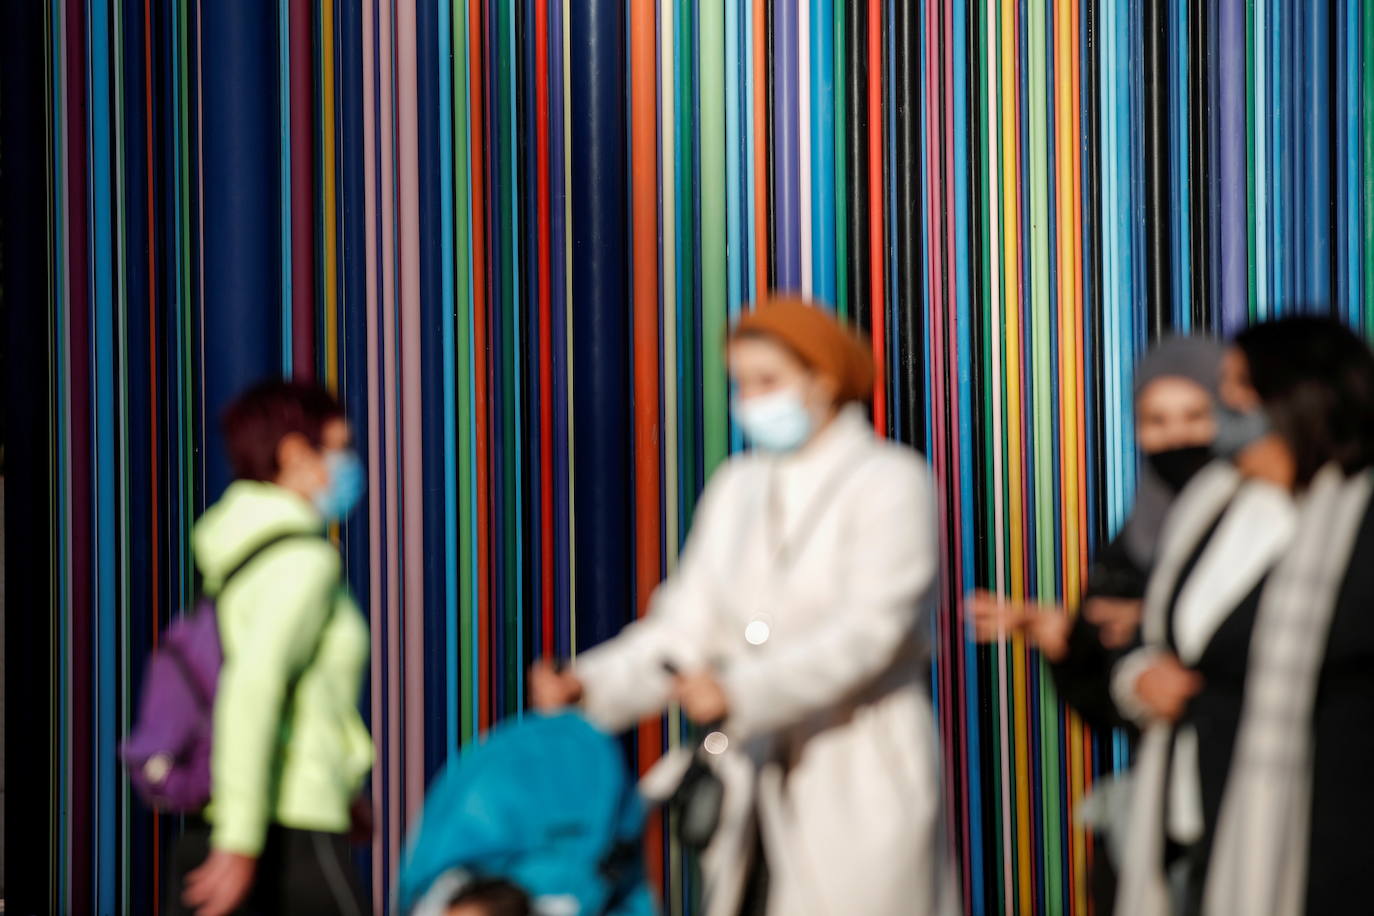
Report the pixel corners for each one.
[170,380,372,916]
[1113,316,1374,916]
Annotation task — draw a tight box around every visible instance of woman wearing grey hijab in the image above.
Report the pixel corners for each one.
[970,335,1223,913]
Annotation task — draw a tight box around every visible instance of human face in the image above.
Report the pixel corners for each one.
[275,417,353,503]
[727,336,840,453]
[1217,347,1296,488]
[1218,346,1261,413]
[728,336,824,404]
[1135,376,1216,454]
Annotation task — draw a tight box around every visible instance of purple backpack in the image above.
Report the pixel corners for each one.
[120,532,323,811]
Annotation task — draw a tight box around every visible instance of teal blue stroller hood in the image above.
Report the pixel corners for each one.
[396,712,656,916]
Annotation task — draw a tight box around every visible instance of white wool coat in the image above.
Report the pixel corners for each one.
[576,406,959,916]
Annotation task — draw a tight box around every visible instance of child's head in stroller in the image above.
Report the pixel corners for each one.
[444,877,531,916]
[396,712,654,916]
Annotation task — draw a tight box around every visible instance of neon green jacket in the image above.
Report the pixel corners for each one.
[194,480,372,856]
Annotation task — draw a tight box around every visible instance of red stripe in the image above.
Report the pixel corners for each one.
[64,0,94,903]
[865,0,886,430]
[629,0,664,890]
[468,0,491,731]
[535,0,555,660]
[290,0,315,378]
[752,0,769,304]
[920,1,960,890]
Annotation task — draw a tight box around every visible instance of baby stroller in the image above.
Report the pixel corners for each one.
[396,711,656,916]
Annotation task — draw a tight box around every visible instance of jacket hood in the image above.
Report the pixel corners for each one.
[193,480,324,584]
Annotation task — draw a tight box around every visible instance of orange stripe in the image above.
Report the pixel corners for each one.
[628,0,664,890]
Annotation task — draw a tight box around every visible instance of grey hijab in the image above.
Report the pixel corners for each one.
[1119,336,1224,569]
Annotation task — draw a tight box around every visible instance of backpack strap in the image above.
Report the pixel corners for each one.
[212,530,327,597]
[213,530,339,683]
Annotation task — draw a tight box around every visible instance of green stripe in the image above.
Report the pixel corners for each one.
[978,4,1009,901]
[454,0,475,745]
[676,0,698,526]
[1025,5,1063,910]
[700,2,728,475]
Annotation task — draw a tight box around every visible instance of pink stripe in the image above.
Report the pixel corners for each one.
[57,0,74,890]
[940,0,972,882]
[289,0,316,378]
[360,0,384,907]
[377,0,403,883]
[921,0,957,873]
[395,0,426,825]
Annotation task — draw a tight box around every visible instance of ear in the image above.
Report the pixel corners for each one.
[275,431,314,477]
[810,373,841,411]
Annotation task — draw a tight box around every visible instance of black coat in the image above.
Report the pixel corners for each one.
[1158,494,1374,914]
[1303,496,1374,913]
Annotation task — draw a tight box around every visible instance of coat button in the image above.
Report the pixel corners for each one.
[745,619,771,645]
[704,731,729,755]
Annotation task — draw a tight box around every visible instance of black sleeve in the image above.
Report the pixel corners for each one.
[1047,533,1148,736]
[1082,533,1149,602]
[1048,614,1139,737]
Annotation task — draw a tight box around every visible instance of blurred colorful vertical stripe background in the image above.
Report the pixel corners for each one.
[4,0,1372,913]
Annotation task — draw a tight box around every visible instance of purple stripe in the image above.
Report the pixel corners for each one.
[1217,0,1247,331]
[772,0,800,288]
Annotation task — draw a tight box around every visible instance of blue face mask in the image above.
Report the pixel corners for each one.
[733,389,814,453]
[1213,404,1271,459]
[314,449,365,522]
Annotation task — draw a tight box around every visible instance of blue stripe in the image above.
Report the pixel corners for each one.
[1350,0,1363,325]
[1307,0,1331,305]
[811,0,835,304]
[87,0,118,907]
[279,0,292,374]
[508,0,525,710]
[952,0,985,907]
[548,0,572,658]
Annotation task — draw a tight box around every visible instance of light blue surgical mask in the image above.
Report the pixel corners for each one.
[733,389,814,453]
[1213,404,1271,459]
[314,448,365,522]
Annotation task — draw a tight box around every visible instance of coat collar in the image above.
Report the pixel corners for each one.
[770,403,874,478]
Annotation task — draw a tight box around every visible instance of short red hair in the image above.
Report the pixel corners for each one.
[221,380,345,482]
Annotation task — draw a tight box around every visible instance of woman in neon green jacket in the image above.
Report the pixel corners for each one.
[171,380,372,916]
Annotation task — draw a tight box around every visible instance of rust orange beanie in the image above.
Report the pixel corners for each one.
[730,296,875,403]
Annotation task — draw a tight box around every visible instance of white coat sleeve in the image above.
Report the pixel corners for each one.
[722,454,937,740]
[574,466,737,734]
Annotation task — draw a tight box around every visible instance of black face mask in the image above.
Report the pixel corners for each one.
[1146,445,1214,492]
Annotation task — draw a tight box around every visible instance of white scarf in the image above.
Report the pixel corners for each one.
[1115,465,1374,916]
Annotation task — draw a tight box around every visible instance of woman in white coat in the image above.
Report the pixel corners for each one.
[532,299,958,916]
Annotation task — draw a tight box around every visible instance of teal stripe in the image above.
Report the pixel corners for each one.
[438,0,459,755]
[86,0,119,906]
